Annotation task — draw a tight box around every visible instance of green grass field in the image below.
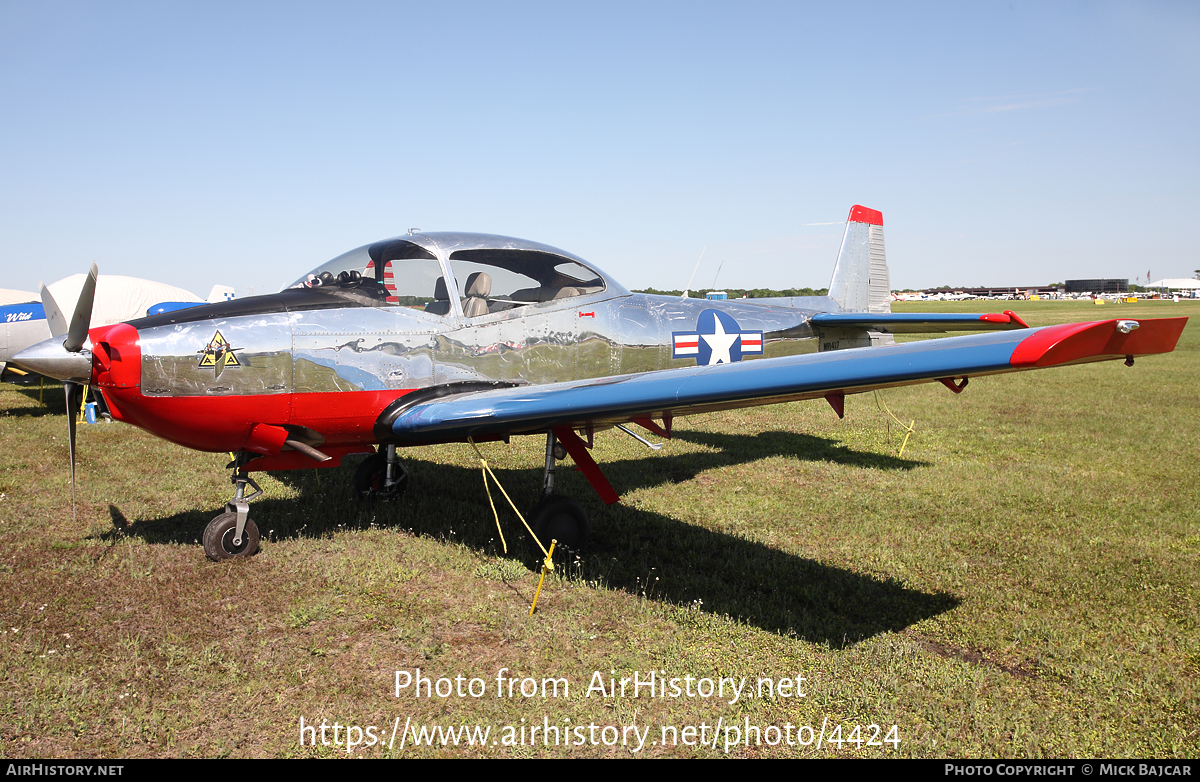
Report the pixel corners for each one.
[0,300,1196,758]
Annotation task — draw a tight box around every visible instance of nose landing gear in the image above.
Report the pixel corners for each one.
[203,454,263,561]
[203,511,259,559]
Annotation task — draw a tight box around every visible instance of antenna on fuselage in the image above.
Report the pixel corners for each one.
[408,228,421,235]
[681,245,706,299]
[710,260,724,291]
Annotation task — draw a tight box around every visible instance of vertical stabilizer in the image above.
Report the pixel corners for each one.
[207,285,236,303]
[827,205,890,313]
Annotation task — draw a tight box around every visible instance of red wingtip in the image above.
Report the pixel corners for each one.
[848,205,883,226]
[1010,318,1188,368]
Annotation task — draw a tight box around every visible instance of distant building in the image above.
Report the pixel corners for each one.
[705,291,728,300]
[1065,279,1127,294]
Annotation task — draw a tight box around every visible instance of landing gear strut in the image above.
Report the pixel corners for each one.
[355,444,409,500]
[529,431,589,556]
[203,453,262,561]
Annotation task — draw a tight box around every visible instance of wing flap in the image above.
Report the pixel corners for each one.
[384,318,1186,444]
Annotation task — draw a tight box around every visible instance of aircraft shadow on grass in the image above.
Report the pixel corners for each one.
[641,428,927,480]
[102,427,953,646]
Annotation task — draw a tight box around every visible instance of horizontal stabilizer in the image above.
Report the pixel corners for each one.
[811,311,1029,334]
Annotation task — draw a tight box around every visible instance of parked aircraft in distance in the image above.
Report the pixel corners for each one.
[12,207,1187,561]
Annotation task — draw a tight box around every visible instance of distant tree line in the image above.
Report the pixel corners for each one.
[632,287,829,298]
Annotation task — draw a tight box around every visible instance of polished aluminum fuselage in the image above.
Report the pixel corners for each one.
[132,232,835,408]
[87,232,857,456]
[134,291,824,401]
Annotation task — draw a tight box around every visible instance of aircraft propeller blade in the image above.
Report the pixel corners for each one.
[63,263,98,353]
[39,282,67,339]
[64,380,84,521]
[34,266,99,522]
[17,265,99,383]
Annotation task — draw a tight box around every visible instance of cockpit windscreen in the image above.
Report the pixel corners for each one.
[286,239,444,310]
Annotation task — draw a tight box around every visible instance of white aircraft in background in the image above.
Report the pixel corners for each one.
[1,275,235,377]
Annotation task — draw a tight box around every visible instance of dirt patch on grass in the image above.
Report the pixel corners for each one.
[913,633,1038,680]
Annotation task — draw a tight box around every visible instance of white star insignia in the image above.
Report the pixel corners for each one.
[701,318,739,365]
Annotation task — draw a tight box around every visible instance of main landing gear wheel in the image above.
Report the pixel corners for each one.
[202,512,260,561]
[354,451,408,500]
[528,495,590,558]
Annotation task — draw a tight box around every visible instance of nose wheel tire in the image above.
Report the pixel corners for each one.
[528,495,589,558]
[354,452,409,500]
[203,512,260,561]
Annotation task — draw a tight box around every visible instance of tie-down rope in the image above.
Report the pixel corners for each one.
[467,438,557,615]
[873,392,917,458]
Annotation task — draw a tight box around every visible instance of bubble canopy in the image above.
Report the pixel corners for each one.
[286,232,620,314]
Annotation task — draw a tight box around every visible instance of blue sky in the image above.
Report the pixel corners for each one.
[2,1,1197,297]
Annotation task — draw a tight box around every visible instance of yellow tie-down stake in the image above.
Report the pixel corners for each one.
[529,540,557,616]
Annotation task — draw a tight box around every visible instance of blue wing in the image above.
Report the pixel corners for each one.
[382,317,1186,445]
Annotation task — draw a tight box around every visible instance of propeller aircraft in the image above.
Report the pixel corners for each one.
[12,206,1188,561]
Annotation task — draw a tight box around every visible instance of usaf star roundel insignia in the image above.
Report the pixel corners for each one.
[197,330,242,378]
[672,309,764,366]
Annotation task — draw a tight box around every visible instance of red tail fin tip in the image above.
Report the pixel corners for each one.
[848,205,883,226]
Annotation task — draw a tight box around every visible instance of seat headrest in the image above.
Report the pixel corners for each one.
[464,271,492,298]
[433,277,449,301]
